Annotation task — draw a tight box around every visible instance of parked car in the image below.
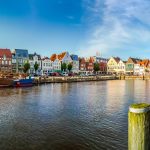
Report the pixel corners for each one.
[61,72,68,76]
[68,72,75,76]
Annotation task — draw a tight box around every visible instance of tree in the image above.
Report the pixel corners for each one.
[68,63,73,72]
[23,62,30,73]
[34,62,39,73]
[94,63,100,74]
[61,63,67,72]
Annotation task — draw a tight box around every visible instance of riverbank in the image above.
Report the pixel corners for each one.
[119,75,150,80]
[33,75,118,84]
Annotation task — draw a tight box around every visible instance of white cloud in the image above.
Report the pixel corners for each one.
[79,0,150,58]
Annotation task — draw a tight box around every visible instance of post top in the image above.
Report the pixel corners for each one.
[129,103,150,113]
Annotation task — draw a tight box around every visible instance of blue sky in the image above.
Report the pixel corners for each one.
[0,0,150,59]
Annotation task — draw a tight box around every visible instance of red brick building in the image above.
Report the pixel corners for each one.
[99,62,107,74]
[86,57,94,72]
[0,49,12,73]
[79,58,86,71]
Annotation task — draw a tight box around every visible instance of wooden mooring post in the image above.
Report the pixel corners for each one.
[128,103,150,150]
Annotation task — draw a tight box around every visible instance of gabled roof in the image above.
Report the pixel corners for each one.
[113,57,120,63]
[50,54,57,61]
[42,57,50,61]
[0,48,12,58]
[89,57,94,63]
[129,57,142,64]
[29,52,41,60]
[79,57,86,63]
[58,52,66,60]
[139,59,149,67]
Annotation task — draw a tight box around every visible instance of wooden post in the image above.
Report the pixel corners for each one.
[128,103,150,150]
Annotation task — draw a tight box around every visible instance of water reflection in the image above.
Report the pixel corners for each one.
[0,80,149,150]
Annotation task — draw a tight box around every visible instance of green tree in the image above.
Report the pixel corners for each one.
[94,63,100,74]
[68,63,73,72]
[23,62,30,73]
[34,62,39,73]
[61,63,67,71]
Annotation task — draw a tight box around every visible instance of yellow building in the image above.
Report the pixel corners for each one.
[107,57,126,74]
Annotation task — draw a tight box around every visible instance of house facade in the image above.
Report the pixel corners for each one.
[107,57,120,74]
[0,49,12,73]
[12,49,29,73]
[50,54,61,72]
[86,57,94,73]
[41,57,53,74]
[117,60,126,74]
[58,52,72,65]
[29,53,42,74]
[99,62,107,74]
[126,57,142,75]
[79,58,86,72]
[70,55,79,73]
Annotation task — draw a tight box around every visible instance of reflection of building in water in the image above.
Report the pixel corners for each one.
[105,81,127,113]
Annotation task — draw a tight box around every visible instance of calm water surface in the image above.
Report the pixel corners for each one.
[0,80,150,150]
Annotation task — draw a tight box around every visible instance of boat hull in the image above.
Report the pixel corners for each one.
[0,78,13,87]
[13,79,33,87]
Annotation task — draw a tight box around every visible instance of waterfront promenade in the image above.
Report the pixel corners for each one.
[33,75,118,84]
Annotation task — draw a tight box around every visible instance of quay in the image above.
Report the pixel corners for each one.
[119,75,150,80]
[33,75,118,84]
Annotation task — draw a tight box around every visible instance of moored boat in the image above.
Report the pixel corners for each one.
[0,78,14,87]
[13,79,33,87]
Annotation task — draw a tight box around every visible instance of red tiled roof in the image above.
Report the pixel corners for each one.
[58,52,66,60]
[50,54,57,61]
[0,49,12,58]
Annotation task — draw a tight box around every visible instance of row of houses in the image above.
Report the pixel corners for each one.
[0,49,80,74]
[0,48,150,75]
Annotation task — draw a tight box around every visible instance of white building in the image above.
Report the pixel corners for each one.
[29,53,42,74]
[41,57,53,74]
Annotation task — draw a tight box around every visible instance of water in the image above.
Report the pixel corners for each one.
[0,80,150,150]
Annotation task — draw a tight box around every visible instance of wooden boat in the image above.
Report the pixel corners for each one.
[13,78,33,87]
[0,78,14,87]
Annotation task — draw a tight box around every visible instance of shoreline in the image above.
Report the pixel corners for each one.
[33,76,118,85]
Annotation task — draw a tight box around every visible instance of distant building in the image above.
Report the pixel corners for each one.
[86,57,94,73]
[139,59,150,75]
[79,57,86,72]
[12,49,29,73]
[50,54,61,72]
[58,52,72,64]
[70,54,79,73]
[126,57,142,75]
[0,48,12,73]
[29,52,42,74]
[41,57,53,74]
[107,57,121,74]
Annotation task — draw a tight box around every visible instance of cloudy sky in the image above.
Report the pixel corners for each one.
[0,0,150,59]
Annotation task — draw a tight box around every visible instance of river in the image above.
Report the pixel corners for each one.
[0,80,150,150]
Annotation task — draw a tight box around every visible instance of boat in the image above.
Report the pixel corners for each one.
[13,78,33,87]
[0,78,14,87]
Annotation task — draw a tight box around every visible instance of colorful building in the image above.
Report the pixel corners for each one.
[12,49,29,73]
[79,57,86,72]
[41,57,53,74]
[126,57,142,75]
[50,54,61,72]
[0,48,12,73]
[29,52,42,74]
[107,57,120,74]
[70,54,79,73]
[86,57,94,73]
